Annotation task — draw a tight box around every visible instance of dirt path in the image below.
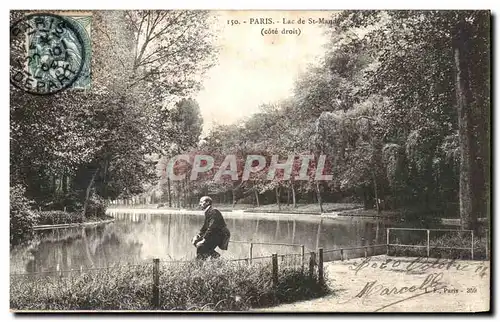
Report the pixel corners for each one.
[255,255,490,313]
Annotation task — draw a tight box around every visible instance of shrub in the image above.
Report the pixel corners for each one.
[10,185,38,246]
[43,191,83,213]
[36,211,84,225]
[85,194,107,218]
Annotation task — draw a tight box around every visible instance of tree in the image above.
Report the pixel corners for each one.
[10,10,218,220]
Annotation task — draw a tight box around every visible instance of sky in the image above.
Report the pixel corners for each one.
[194,10,334,135]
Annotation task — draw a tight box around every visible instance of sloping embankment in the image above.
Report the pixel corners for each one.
[33,218,115,231]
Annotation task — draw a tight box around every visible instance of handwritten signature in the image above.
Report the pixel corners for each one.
[348,256,489,278]
[338,272,446,311]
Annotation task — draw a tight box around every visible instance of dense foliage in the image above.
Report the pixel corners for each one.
[10,185,38,246]
[145,11,490,232]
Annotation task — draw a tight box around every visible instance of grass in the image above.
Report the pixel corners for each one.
[11,258,330,311]
[243,203,362,214]
[389,230,489,260]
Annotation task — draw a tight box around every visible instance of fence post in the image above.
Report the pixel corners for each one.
[471,230,474,260]
[340,249,344,261]
[364,247,368,258]
[309,251,316,278]
[249,243,253,263]
[386,228,390,255]
[152,258,160,309]
[318,248,324,284]
[301,245,305,272]
[426,230,430,258]
[272,254,278,288]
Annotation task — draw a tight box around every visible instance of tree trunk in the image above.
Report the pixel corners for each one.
[371,170,381,215]
[453,19,478,231]
[291,182,297,208]
[275,187,281,211]
[82,168,99,220]
[183,177,188,208]
[51,175,56,193]
[315,181,324,213]
[232,188,236,209]
[102,159,109,198]
[287,187,291,206]
[167,178,172,207]
[254,188,260,207]
[363,186,369,210]
[61,170,67,194]
[316,219,322,250]
[176,182,181,208]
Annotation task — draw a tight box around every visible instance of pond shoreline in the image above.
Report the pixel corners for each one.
[106,206,487,226]
[33,218,115,231]
[105,206,391,222]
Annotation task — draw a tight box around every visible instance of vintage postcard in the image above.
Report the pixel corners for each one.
[9,9,491,313]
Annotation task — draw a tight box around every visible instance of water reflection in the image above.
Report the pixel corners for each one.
[10,212,389,274]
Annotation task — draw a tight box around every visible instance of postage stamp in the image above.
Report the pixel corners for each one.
[10,12,91,95]
[9,9,491,314]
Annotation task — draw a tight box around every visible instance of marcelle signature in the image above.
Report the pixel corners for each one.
[338,272,447,311]
[348,256,489,278]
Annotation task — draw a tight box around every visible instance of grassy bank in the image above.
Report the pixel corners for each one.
[109,202,363,214]
[11,259,329,311]
[242,203,362,214]
[36,211,113,226]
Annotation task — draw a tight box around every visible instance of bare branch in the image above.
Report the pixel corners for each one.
[127,70,157,89]
[131,12,147,68]
[138,22,196,68]
[93,25,127,70]
[145,11,151,37]
[135,12,188,68]
[124,11,140,33]
[345,115,378,122]
[137,12,146,36]
[149,11,163,34]
[133,12,154,71]
[149,11,186,43]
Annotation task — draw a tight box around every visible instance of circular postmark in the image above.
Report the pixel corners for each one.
[10,13,86,95]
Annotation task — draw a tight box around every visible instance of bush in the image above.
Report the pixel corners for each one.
[85,194,107,218]
[10,259,330,311]
[43,191,83,213]
[10,185,38,246]
[36,211,84,225]
[431,232,488,260]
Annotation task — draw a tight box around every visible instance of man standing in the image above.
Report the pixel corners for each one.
[192,196,231,260]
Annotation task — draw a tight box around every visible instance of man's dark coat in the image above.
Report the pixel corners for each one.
[197,206,230,250]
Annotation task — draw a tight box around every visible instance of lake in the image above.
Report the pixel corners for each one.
[10,210,390,274]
